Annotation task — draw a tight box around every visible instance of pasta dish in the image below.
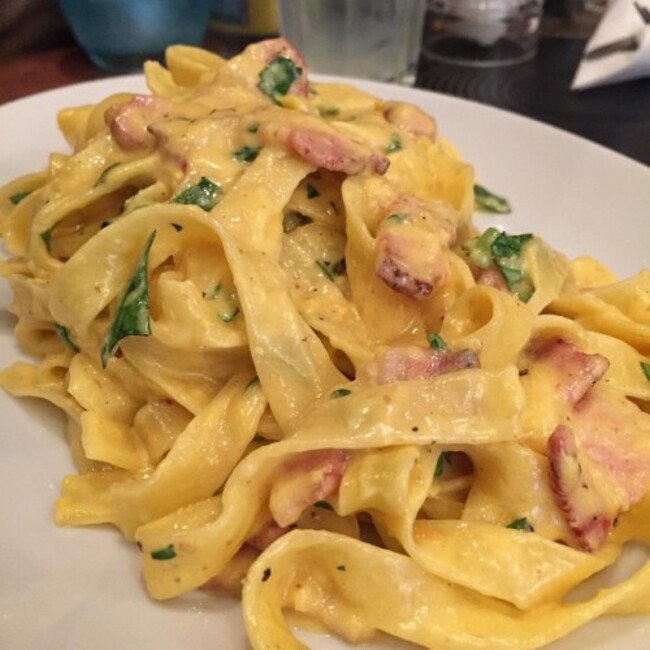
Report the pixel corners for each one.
[1,39,650,649]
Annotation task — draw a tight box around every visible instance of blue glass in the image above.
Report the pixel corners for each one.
[58,0,214,71]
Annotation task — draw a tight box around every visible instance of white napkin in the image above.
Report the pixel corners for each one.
[572,0,650,90]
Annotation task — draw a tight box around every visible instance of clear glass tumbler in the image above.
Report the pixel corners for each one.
[423,0,545,67]
[278,0,427,85]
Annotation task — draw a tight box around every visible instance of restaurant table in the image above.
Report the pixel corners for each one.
[1,27,649,166]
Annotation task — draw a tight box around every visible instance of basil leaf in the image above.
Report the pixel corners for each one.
[314,500,334,510]
[40,229,53,252]
[330,388,351,398]
[474,184,512,214]
[316,258,346,281]
[100,231,156,367]
[171,176,220,212]
[257,55,302,103]
[491,231,533,258]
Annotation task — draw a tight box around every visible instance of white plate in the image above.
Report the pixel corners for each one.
[1,76,649,650]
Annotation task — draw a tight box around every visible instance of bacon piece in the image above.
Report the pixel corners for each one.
[263,121,389,175]
[105,94,172,151]
[477,267,508,291]
[374,195,457,299]
[269,449,350,527]
[246,37,309,97]
[528,337,609,406]
[370,346,479,385]
[548,425,616,552]
[382,101,437,140]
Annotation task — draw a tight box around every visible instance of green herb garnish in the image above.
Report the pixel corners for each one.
[40,229,53,252]
[385,135,402,154]
[336,565,346,571]
[464,228,534,302]
[171,176,221,212]
[203,284,221,300]
[506,517,535,532]
[232,145,261,164]
[316,258,346,281]
[306,184,320,199]
[246,122,260,133]
[150,544,177,560]
[386,213,409,224]
[257,55,302,103]
[219,306,240,323]
[170,222,183,232]
[427,333,447,350]
[314,500,334,510]
[55,323,80,353]
[319,107,340,118]
[474,184,512,214]
[99,231,156,367]
[331,388,352,399]
[283,212,314,233]
[93,162,121,188]
[9,190,31,205]
[641,361,650,381]
[434,451,452,478]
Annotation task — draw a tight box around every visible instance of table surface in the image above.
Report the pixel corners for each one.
[1,30,649,166]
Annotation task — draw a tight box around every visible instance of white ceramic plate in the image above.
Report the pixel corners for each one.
[1,76,649,650]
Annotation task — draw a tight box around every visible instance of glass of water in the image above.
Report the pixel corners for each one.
[423,0,545,67]
[278,0,427,85]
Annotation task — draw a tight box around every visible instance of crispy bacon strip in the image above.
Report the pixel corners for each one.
[371,346,479,385]
[374,195,457,299]
[262,121,389,175]
[269,449,350,527]
[528,337,609,406]
[105,95,172,151]
[547,425,614,552]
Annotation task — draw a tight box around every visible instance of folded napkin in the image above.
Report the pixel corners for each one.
[572,0,650,90]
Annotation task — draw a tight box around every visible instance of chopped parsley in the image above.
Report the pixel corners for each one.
[474,184,512,214]
[316,258,346,281]
[283,211,314,233]
[464,228,534,302]
[246,122,260,133]
[336,565,346,571]
[150,544,176,560]
[330,388,351,399]
[232,145,261,164]
[641,361,650,381]
[40,228,53,252]
[55,323,80,353]
[171,176,220,212]
[434,451,453,478]
[386,212,408,224]
[203,284,221,300]
[306,184,320,199]
[427,333,447,350]
[93,162,121,188]
[219,306,240,323]
[9,190,32,205]
[100,231,156,367]
[385,135,402,154]
[257,55,302,103]
[319,107,340,118]
[506,517,535,532]
[314,500,334,510]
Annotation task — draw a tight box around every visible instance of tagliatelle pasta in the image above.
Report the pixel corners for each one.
[2,39,650,650]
